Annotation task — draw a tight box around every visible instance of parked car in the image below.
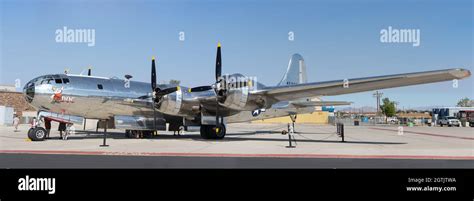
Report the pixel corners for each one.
[437,116,461,127]
[387,117,399,124]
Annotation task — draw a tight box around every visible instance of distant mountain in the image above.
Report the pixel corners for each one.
[337,106,377,113]
[336,105,459,112]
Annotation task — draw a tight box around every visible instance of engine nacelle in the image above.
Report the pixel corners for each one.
[157,88,183,115]
[218,73,262,111]
[220,86,249,110]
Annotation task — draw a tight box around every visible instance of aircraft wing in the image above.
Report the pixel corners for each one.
[291,101,352,108]
[252,68,471,102]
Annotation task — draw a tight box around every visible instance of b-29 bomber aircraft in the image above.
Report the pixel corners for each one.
[23,43,471,141]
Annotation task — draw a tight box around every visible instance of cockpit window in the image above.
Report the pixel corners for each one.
[34,78,41,86]
[41,77,53,84]
[63,78,70,84]
[34,75,58,86]
[55,79,63,84]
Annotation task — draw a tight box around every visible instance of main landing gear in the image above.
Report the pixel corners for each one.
[125,130,155,138]
[200,123,226,139]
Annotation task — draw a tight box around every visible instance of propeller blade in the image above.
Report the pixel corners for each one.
[156,86,180,97]
[215,42,222,130]
[188,85,213,92]
[215,42,222,82]
[151,56,157,90]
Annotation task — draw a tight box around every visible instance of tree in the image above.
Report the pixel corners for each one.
[169,79,181,85]
[456,97,472,107]
[380,98,396,117]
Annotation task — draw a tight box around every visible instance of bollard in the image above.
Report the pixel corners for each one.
[286,124,296,148]
[340,124,345,142]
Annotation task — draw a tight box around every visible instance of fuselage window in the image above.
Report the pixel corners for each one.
[55,79,63,84]
[97,84,103,89]
[63,78,70,84]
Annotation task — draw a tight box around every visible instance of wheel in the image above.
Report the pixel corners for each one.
[200,125,212,139]
[132,130,140,138]
[143,130,153,138]
[27,128,34,137]
[28,127,47,141]
[211,124,226,139]
[125,130,131,138]
[200,124,226,139]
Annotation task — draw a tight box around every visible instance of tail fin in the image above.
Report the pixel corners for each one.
[277,53,307,86]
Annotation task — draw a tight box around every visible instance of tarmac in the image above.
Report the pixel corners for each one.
[0,123,472,168]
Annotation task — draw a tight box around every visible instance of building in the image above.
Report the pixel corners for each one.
[0,85,37,124]
[397,112,432,126]
[432,107,474,127]
[252,111,329,124]
[432,107,474,118]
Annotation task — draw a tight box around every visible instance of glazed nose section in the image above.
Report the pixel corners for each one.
[23,80,35,103]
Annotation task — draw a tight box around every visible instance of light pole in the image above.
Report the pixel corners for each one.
[373,91,383,116]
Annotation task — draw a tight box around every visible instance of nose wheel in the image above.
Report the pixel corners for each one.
[28,127,47,141]
[200,124,226,139]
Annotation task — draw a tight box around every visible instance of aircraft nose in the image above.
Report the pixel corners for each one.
[23,80,35,103]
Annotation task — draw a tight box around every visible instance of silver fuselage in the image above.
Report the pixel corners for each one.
[23,74,315,125]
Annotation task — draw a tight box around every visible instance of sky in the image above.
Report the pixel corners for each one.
[0,0,472,108]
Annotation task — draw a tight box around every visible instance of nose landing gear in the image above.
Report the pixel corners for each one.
[28,127,47,141]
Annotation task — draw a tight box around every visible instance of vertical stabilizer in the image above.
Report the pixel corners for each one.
[277,53,307,86]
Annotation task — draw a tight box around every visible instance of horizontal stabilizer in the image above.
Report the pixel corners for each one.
[291,101,352,108]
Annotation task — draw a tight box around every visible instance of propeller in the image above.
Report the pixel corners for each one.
[214,42,223,132]
[150,56,180,100]
[149,56,180,131]
[187,42,223,93]
[189,42,225,134]
[151,57,157,131]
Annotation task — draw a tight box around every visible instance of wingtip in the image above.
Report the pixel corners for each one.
[451,68,471,79]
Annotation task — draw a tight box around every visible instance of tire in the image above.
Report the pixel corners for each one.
[212,124,226,139]
[27,128,34,137]
[200,125,211,139]
[125,130,131,138]
[143,131,153,138]
[28,127,47,141]
[207,124,226,139]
